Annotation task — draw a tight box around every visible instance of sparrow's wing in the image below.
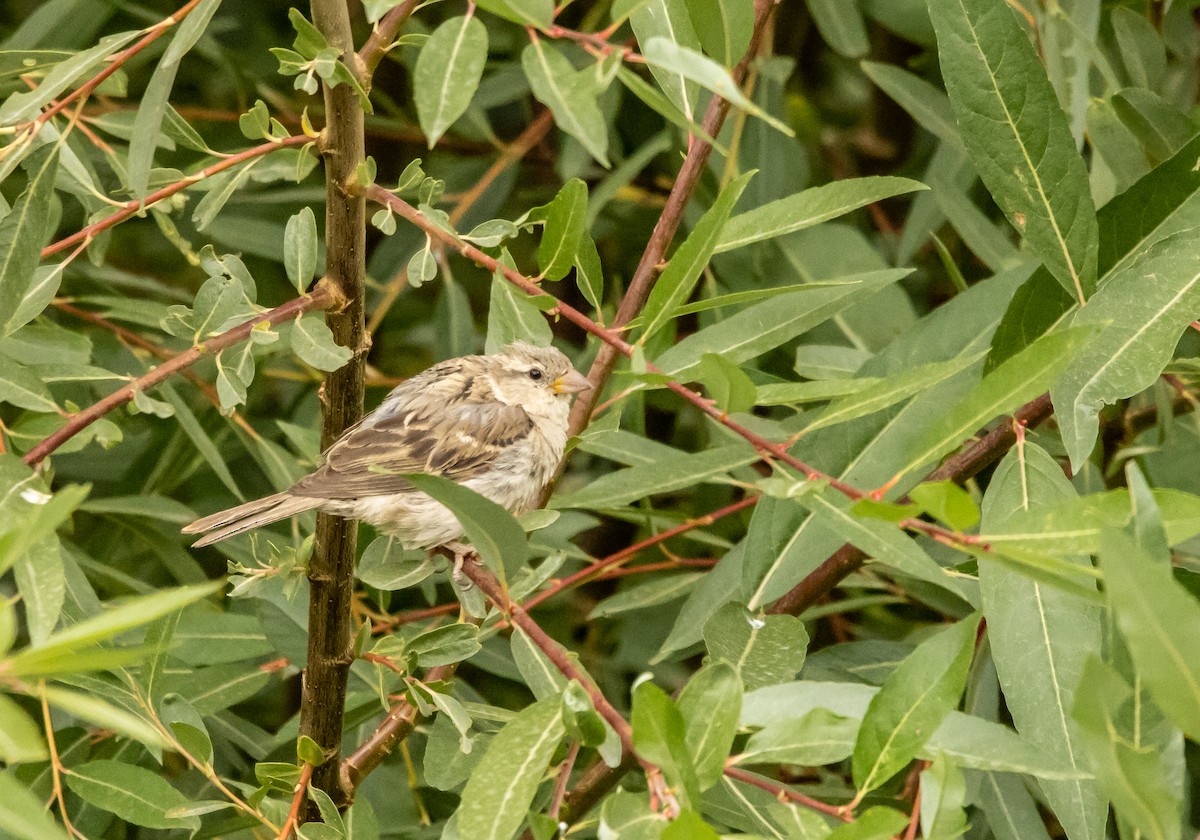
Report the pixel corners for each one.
[289,362,534,500]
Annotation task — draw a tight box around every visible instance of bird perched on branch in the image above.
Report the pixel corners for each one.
[183,342,591,561]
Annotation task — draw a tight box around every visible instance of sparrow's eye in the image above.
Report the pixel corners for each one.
[529,368,543,381]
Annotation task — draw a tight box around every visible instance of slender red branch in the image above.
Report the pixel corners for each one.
[367,187,987,559]
[277,762,315,840]
[522,496,756,611]
[23,283,335,467]
[42,135,309,258]
[542,25,645,63]
[724,767,851,822]
[9,0,203,136]
[566,0,779,438]
[52,300,258,436]
[549,741,581,821]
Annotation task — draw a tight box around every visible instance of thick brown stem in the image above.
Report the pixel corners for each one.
[300,0,368,813]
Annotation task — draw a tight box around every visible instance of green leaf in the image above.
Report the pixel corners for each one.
[632,681,700,809]
[588,573,703,619]
[0,693,47,763]
[6,581,221,677]
[898,326,1094,479]
[126,0,221,197]
[979,442,1104,840]
[414,15,488,146]
[552,444,756,509]
[683,0,753,66]
[0,772,70,840]
[861,61,962,149]
[827,807,908,840]
[677,662,741,789]
[717,176,926,253]
[284,206,318,293]
[1111,7,1166,91]
[642,38,792,136]
[695,353,756,414]
[908,481,979,531]
[703,602,808,691]
[0,360,58,412]
[521,40,609,166]
[654,271,907,382]
[1101,521,1200,741]
[974,772,1053,840]
[511,626,568,700]
[357,537,437,590]
[574,234,604,311]
[928,0,1098,303]
[408,622,482,667]
[0,146,59,326]
[802,350,985,436]
[538,179,588,282]
[738,707,857,766]
[1073,657,1181,840]
[66,760,199,830]
[806,0,869,57]
[918,755,967,840]
[40,685,166,750]
[291,314,353,371]
[629,0,701,120]
[640,171,753,341]
[0,482,87,578]
[852,613,980,794]
[0,31,141,125]
[14,538,63,644]
[404,473,530,582]
[474,0,553,28]
[456,697,564,840]
[1052,231,1200,470]
[486,269,553,353]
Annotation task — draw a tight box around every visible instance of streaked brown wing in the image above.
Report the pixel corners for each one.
[289,376,534,500]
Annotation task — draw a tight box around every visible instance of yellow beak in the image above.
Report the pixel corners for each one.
[554,369,592,394]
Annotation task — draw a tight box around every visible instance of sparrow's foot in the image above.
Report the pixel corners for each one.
[448,542,473,591]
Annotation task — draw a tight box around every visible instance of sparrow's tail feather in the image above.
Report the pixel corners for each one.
[183,493,321,547]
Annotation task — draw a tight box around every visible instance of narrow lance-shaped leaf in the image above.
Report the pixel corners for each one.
[677,662,742,790]
[928,0,1098,304]
[284,206,318,293]
[404,473,530,582]
[715,176,927,252]
[456,697,564,840]
[65,760,200,831]
[538,179,588,282]
[639,171,753,341]
[852,612,980,795]
[629,0,701,120]
[127,0,222,197]
[632,681,701,809]
[0,146,59,324]
[805,0,869,58]
[414,15,489,147]
[0,773,70,840]
[521,39,609,166]
[979,442,1105,840]
[1052,231,1200,470]
[683,0,753,66]
[1100,512,1200,741]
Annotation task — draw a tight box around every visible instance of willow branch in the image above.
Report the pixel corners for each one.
[301,0,369,814]
[43,135,309,258]
[8,0,203,137]
[566,0,780,438]
[356,0,420,87]
[23,284,335,467]
[767,393,1059,616]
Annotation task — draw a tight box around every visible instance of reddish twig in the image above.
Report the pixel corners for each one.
[549,741,582,821]
[543,25,645,63]
[8,0,203,137]
[23,282,336,467]
[277,762,315,840]
[566,0,779,439]
[42,135,309,258]
[724,766,852,822]
[356,0,421,86]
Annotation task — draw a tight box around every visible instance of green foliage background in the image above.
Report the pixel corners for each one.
[1,0,1199,837]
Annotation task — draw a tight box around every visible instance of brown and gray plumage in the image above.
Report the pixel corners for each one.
[182,342,590,549]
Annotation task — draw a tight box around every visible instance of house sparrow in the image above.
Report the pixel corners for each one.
[182,342,591,556]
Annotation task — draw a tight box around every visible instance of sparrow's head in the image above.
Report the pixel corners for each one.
[490,342,591,409]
